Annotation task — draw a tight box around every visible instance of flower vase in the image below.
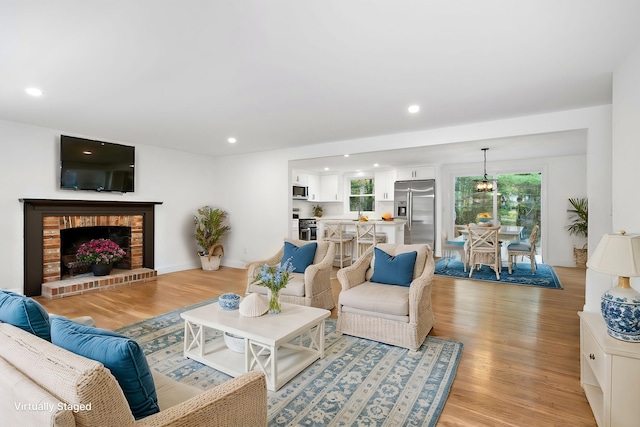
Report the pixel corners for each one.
[91,263,113,277]
[268,289,281,314]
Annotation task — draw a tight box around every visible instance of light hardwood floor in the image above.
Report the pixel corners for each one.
[35,264,596,426]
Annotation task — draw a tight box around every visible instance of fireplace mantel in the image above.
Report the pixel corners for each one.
[21,199,162,296]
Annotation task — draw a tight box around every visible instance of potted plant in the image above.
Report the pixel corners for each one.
[312,204,323,218]
[76,238,126,276]
[566,197,588,268]
[194,206,231,271]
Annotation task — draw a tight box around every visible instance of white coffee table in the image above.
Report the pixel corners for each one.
[181,301,330,391]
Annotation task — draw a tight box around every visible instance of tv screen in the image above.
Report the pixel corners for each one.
[60,135,135,192]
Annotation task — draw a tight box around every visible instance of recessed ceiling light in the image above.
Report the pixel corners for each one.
[408,105,420,114]
[83,151,92,155]
[227,137,237,143]
[373,163,379,167]
[324,167,329,171]
[344,154,349,158]
[25,87,43,97]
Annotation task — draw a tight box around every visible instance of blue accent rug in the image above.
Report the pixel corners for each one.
[116,300,463,426]
[435,259,563,289]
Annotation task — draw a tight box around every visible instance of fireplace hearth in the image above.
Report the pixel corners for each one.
[21,199,162,297]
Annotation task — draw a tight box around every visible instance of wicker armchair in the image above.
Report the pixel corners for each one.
[246,239,336,310]
[336,243,435,351]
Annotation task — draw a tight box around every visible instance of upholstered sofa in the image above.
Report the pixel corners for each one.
[0,322,267,427]
[0,287,267,427]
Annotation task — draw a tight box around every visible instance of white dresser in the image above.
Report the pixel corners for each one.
[579,311,640,427]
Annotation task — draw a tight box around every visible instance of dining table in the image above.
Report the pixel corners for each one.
[457,225,524,243]
[458,224,524,264]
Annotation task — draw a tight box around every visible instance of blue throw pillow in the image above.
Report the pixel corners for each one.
[50,317,159,420]
[282,241,317,273]
[370,247,418,287]
[0,290,51,341]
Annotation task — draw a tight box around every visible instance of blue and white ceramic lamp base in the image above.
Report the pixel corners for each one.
[601,284,640,342]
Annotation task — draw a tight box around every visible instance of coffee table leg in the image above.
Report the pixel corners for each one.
[246,340,276,391]
[183,320,204,357]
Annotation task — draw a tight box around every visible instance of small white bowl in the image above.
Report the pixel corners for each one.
[223,332,245,353]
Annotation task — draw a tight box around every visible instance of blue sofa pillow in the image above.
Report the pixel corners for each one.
[370,247,418,287]
[0,290,51,341]
[50,317,159,420]
[282,241,317,273]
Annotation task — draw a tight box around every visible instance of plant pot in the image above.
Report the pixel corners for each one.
[574,247,588,268]
[200,255,221,271]
[91,263,113,276]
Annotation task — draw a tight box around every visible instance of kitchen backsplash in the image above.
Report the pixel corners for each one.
[292,199,394,218]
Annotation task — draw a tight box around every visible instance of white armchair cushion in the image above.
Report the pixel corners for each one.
[152,370,201,411]
[339,281,410,317]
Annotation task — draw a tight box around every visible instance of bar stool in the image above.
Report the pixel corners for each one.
[323,222,354,268]
[355,223,386,258]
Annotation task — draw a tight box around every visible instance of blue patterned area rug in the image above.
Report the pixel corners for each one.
[116,300,463,426]
[435,259,563,289]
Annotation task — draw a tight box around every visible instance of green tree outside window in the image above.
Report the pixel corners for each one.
[349,178,375,212]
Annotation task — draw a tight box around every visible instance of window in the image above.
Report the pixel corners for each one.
[349,178,375,212]
[454,173,541,244]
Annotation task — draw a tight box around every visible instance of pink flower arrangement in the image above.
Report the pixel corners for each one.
[76,238,126,265]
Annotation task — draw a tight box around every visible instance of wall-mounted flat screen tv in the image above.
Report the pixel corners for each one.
[60,135,135,192]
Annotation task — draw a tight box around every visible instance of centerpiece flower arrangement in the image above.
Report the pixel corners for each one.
[250,257,294,314]
[476,212,492,223]
[76,239,126,276]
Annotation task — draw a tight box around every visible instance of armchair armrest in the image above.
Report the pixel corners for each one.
[136,371,267,427]
[303,242,335,296]
[408,247,435,323]
[245,247,285,292]
[337,246,374,291]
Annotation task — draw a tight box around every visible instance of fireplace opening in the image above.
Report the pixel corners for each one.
[60,226,132,277]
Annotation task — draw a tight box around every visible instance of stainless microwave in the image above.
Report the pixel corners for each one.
[292,185,308,200]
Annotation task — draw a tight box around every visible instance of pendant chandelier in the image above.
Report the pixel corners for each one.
[475,148,494,192]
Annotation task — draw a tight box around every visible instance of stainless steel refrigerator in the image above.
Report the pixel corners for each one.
[394,180,436,249]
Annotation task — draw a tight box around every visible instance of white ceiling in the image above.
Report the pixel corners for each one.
[1,1,639,158]
[291,129,588,173]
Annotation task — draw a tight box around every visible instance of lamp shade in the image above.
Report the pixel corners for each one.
[587,232,640,277]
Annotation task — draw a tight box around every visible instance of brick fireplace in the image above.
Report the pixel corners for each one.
[22,199,161,297]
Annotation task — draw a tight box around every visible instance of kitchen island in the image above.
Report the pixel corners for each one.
[317,219,406,245]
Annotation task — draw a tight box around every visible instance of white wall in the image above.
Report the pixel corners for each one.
[602,41,640,309]
[0,119,216,293]
[214,106,610,276]
[0,104,612,296]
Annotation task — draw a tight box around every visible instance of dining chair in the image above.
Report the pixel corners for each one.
[441,231,467,271]
[507,224,539,274]
[467,224,501,280]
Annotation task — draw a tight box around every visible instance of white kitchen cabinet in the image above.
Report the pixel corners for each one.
[375,170,396,201]
[292,170,308,186]
[307,174,320,201]
[319,174,340,202]
[396,165,436,181]
[579,311,640,427]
